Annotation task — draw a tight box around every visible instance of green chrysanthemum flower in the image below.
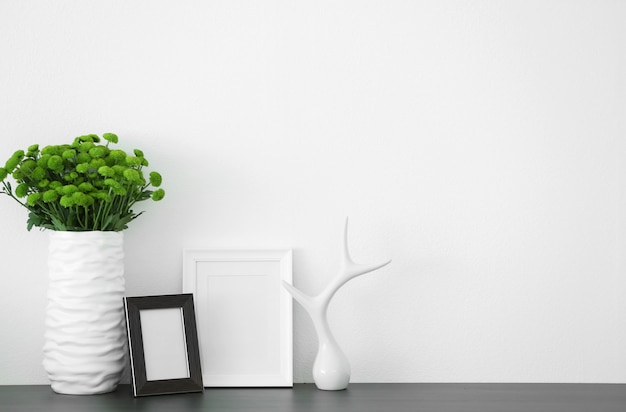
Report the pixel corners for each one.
[15,183,29,198]
[76,152,91,164]
[31,166,46,180]
[92,191,111,202]
[20,159,37,174]
[12,169,24,180]
[47,155,64,172]
[90,158,106,170]
[76,134,100,143]
[5,152,23,172]
[112,165,127,176]
[32,167,46,181]
[72,192,94,207]
[152,188,165,201]
[149,171,162,187]
[136,171,146,185]
[103,133,119,144]
[59,194,74,208]
[49,181,62,190]
[123,168,140,183]
[41,146,59,156]
[78,182,94,193]
[37,154,51,168]
[104,178,126,194]
[27,193,41,207]
[78,142,95,153]
[64,172,79,182]
[4,157,20,173]
[89,146,109,159]
[2,133,165,231]
[61,185,78,195]
[108,150,127,164]
[98,166,116,177]
[125,156,143,167]
[62,149,77,160]
[76,163,90,174]
[43,190,58,203]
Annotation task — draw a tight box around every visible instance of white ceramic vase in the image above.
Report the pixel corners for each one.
[307,298,352,390]
[43,231,127,395]
[283,219,391,390]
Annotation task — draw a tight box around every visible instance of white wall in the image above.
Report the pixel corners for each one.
[0,0,625,384]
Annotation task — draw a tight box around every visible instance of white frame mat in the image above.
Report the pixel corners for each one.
[183,249,293,387]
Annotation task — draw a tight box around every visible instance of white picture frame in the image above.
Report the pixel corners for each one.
[182,249,293,387]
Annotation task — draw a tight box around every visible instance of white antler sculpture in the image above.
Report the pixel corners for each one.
[282,218,391,390]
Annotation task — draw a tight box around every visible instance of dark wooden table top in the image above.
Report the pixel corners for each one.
[1,383,625,411]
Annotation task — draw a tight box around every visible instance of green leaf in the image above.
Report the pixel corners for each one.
[137,190,152,201]
[50,216,67,231]
[113,214,134,231]
[100,215,114,231]
[26,213,40,231]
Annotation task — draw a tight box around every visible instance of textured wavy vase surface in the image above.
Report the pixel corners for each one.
[43,231,126,395]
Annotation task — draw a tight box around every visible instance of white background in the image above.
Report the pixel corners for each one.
[0,0,625,384]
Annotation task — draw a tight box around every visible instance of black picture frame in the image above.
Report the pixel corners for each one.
[123,294,204,397]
